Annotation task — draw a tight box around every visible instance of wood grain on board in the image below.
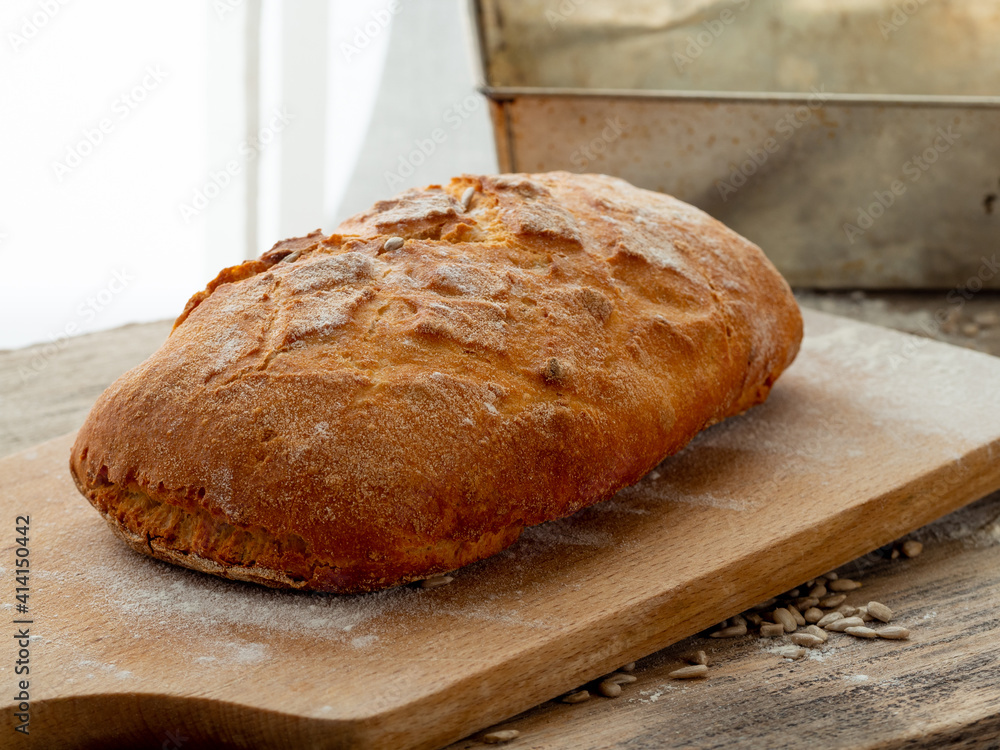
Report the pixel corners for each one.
[2,309,1000,749]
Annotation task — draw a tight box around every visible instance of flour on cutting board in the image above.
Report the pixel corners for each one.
[43,314,1000,669]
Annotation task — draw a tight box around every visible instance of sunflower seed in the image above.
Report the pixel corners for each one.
[460,186,476,210]
[382,236,405,253]
[562,690,590,704]
[878,626,910,640]
[281,250,301,263]
[686,650,709,666]
[902,540,923,558]
[820,594,847,608]
[829,578,862,592]
[668,665,708,679]
[744,612,764,627]
[824,571,839,580]
[621,662,636,672]
[787,605,806,626]
[795,597,820,610]
[604,673,638,686]
[867,601,893,623]
[597,681,622,698]
[790,633,825,648]
[808,583,828,598]
[891,547,900,559]
[484,729,520,743]
[856,607,874,622]
[419,575,453,589]
[845,626,878,639]
[775,645,806,660]
[803,625,829,642]
[772,608,797,633]
[826,616,865,632]
[752,598,777,611]
[710,624,747,638]
[760,623,785,637]
[804,607,825,624]
[784,588,801,598]
[836,604,858,617]
[817,612,844,628]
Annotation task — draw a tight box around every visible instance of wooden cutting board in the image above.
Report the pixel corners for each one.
[3,309,1000,750]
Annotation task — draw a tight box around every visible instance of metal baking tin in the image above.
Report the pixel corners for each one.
[469,0,1000,289]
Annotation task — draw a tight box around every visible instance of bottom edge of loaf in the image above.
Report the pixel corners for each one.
[91,486,525,595]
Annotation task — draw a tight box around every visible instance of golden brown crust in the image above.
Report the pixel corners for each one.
[69,172,803,593]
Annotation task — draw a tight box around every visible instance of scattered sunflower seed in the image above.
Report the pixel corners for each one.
[878,626,911,640]
[836,604,858,617]
[902,540,923,558]
[845,626,878,639]
[621,662,636,672]
[382,236,405,253]
[710,624,747,638]
[829,578,862,592]
[816,612,844,628]
[668,664,708,679]
[826,616,865,632]
[891,548,900,559]
[808,583,828,598]
[803,625,829,642]
[483,729,520,744]
[804,607,825,624]
[824,571,839,580]
[772,608,797,633]
[820,594,847,608]
[597,681,622,698]
[604,673,638,687]
[686,651,709,666]
[790,633,825,648]
[774,645,806,660]
[744,612,764,627]
[460,186,476,210]
[867,601,893,623]
[419,575,453,589]
[752,598,777,611]
[562,690,590,704]
[281,250,301,263]
[857,607,874,622]
[787,605,806,627]
[760,623,785,637]
[597,674,636,698]
[795,597,820,610]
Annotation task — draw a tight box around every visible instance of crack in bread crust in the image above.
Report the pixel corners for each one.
[70,172,803,594]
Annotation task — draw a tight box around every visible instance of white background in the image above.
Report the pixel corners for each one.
[0,0,496,350]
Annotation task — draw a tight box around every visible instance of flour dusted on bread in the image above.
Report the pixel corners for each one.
[70,172,803,593]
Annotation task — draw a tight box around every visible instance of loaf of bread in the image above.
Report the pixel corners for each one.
[70,172,802,593]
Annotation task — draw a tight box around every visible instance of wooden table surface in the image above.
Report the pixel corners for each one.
[3,292,1000,749]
